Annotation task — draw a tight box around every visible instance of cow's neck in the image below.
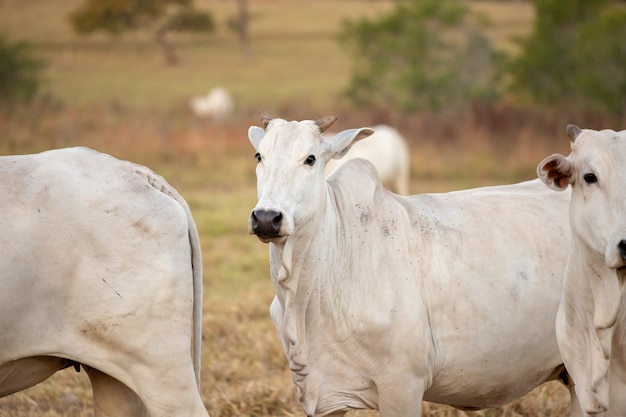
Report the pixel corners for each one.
[568,237,626,330]
[269,185,374,412]
[270,186,350,336]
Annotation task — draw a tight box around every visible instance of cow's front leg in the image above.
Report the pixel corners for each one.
[377,378,425,417]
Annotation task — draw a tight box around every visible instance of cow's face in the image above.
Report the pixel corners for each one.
[248,114,373,243]
[538,125,626,268]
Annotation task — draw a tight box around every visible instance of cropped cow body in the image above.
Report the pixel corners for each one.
[538,125,626,417]
[248,113,577,417]
[0,147,208,417]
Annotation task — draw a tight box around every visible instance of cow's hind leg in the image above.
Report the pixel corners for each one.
[84,366,147,417]
[129,361,209,417]
[85,357,208,417]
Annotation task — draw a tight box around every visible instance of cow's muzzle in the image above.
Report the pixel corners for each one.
[250,209,283,241]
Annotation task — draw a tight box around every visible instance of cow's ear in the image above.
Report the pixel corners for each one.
[537,154,573,191]
[325,128,374,159]
[248,126,265,151]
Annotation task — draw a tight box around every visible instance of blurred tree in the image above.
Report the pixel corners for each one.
[506,0,626,117]
[338,0,498,112]
[0,35,45,109]
[573,4,626,118]
[68,0,214,65]
[227,0,251,59]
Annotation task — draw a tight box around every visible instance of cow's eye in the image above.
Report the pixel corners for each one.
[304,155,316,166]
[255,152,262,163]
[583,173,598,184]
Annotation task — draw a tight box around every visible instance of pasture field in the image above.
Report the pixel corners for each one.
[0,0,587,416]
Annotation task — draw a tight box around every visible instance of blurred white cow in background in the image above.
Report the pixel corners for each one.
[538,124,626,417]
[325,124,410,194]
[190,86,234,120]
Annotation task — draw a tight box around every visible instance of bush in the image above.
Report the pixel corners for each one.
[0,35,45,108]
[505,0,626,119]
[338,0,498,113]
[573,4,626,118]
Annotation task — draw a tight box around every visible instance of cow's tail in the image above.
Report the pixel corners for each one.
[179,192,203,391]
[141,167,204,391]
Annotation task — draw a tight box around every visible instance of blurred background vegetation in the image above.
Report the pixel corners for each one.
[2,0,625,117]
[0,0,624,416]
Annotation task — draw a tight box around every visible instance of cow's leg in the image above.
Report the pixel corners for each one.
[0,356,71,397]
[377,378,424,417]
[86,363,208,417]
[567,383,584,417]
[553,365,583,417]
[608,343,626,417]
[84,365,147,417]
[128,361,209,417]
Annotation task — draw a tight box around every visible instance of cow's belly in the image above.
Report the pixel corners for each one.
[423,296,563,408]
[424,362,561,409]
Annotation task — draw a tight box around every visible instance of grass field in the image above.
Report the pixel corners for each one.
[0,0,593,416]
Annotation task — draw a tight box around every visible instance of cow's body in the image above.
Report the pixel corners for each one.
[538,125,626,417]
[0,147,208,417]
[325,124,410,194]
[248,114,577,417]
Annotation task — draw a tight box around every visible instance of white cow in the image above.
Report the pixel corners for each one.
[325,125,410,194]
[247,113,579,417]
[538,125,626,417]
[0,147,209,417]
[190,86,234,120]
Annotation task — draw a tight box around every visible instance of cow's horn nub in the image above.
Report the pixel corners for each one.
[260,111,273,129]
[315,115,338,133]
[566,124,582,142]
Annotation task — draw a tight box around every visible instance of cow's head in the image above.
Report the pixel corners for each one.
[248,112,374,243]
[538,124,626,269]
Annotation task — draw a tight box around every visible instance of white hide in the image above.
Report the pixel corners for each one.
[190,86,234,119]
[248,116,577,417]
[325,125,410,194]
[0,147,208,417]
[538,126,626,417]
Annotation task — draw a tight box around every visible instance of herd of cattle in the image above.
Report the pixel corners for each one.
[0,113,624,417]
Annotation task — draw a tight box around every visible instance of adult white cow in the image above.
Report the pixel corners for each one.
[325,124,410,194]
[0,147,208,417]
[248,113,578,417]
[538,125,626,417]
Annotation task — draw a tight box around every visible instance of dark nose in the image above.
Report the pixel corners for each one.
[250,209,283,238]
[619,239,626,261]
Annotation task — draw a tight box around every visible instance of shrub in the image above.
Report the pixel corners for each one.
[0,35,45,108]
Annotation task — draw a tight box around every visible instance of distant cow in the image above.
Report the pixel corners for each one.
[190,86,234,120]
[325,124,410,194]
[0,147,208,417]
[538,125,626,417]
[248,113,578,417]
